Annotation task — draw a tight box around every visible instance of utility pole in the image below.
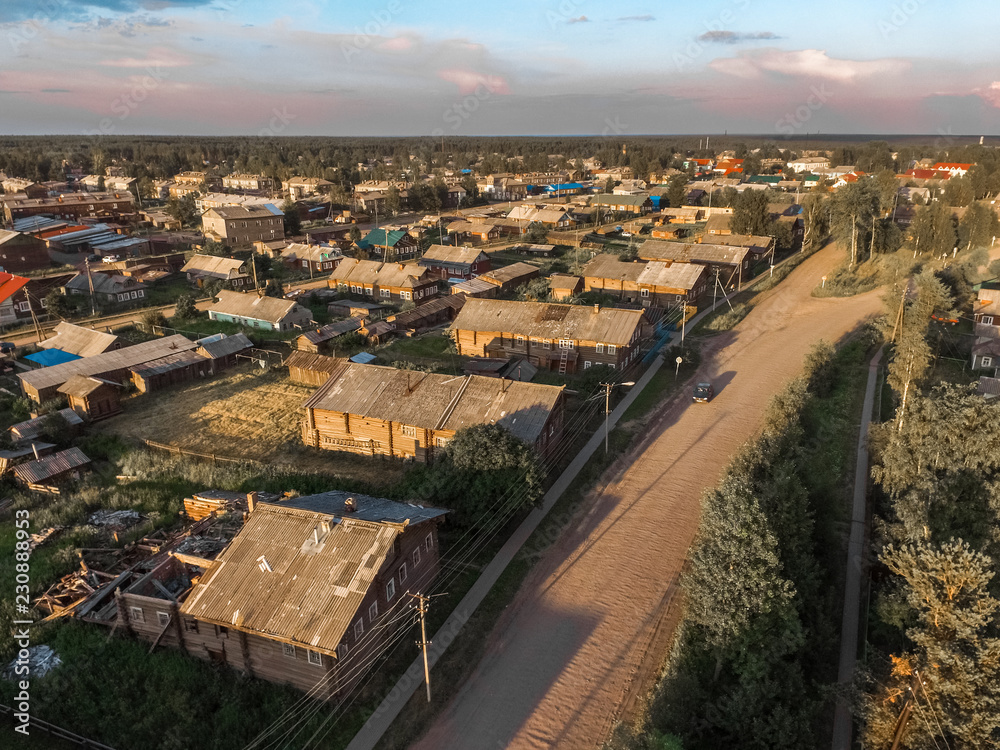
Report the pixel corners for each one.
[25,290,45,343]
[85,258,96,316]
[604,382,612,454]
[410,593,433,703]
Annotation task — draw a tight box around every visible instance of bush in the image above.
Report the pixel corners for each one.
[703,303,749,332]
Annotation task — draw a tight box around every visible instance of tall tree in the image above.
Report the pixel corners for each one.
[830,180,880,266]
[665,174,688,208]
[281,199,301,236]
[730,190,771,236]
[958,200,999,252]
[800,193,829,253]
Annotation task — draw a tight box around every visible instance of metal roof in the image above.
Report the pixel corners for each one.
[198,332,253,359]
[181,254,247,280]
[281,491,447,525]
[329,258,430,289]
[451,298,646,347]
[582,255,645,283]
[480,262,540,286]
[299,319,362,345]
[130,350,209,379]
[18,335,198,393]
[39,322,119,358]
[637,240,749,266]
[9,408,83,441]
[388,294,466,328]
[303,361,564,444]
[636,261,706,291]
[208,289,306,324]
[13,447,91,484]
[25,349,81,367]
[180,502,403,654]
[419,244,488,266]
[57,374,118,398]
[0,272,29,305]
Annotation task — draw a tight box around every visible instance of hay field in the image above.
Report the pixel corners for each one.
[99,368,405,485]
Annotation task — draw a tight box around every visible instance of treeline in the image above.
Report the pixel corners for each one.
[859,272,1000,747]
[608,338,877,750]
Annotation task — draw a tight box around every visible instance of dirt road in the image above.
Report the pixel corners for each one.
[412,243,884,750]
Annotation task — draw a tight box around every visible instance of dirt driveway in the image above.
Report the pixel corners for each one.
[412,243,884,750]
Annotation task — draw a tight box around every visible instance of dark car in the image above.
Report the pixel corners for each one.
[693,382,714,403]
[0,342,16,355]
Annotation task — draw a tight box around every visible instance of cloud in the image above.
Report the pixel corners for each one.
[437,69,510,96]
[0,0,212,23]
[566,16,589,24]
[99,47,191,67]
[698,30,781,44]
[710,48,910,82]
[977,81,1000,108]
[618,15,654,22]
[40,88,71,93]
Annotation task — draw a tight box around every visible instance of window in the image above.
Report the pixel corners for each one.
[15,301,29,312]
[217,625,229,637]
[183,619,199,633]
[425,533,434,552]
[130,291,138,299]
[398,563,407,584]
[369,601,378,621]
[338,643,349,659]
[401,425,416,438]
[516,335,525,345]
[640,288,649,298]
[559,339,573,350]
[380,288,390,298]
[386,578,396,600]
[307,650,323,667]
[608,345,617,355]
[584,361,592,369]
[129,606,144,623]
[983,356,994,368]
[354,619,364,639]
[156,611,170,628]
[412,547,421,567]
[401,291,411,300]
[282,642,296,658]
[435,437,449,448]
[595,343,605,354]
[984,316,995,326]
[543,340,551,350]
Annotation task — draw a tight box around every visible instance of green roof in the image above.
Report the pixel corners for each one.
[359,228,409,248]
[748,175,782,184]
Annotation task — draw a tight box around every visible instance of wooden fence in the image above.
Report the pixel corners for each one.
[0,703,117,750]
[142,439,257,466]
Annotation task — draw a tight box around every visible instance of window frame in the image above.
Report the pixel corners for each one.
[369,601,378,621]
[129,606,144,624]
[398,563,407,584]
[282,642,296,658]
[307,650,323,667]
[386,578,396,601]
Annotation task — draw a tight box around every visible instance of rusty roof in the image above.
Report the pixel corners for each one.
[13,446,90,484]
[180,502,404,654]
[303,361,564,444]
[452,298,646,346]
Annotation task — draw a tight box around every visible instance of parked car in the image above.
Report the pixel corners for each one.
[693,382,714,403]
[102,255,121,263]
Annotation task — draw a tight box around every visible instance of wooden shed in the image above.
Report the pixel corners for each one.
[13,447,91,491]
[285,351,343,387]
[57,375,122,420]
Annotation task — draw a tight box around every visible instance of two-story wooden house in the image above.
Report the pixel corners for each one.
[118,491,447,698]
[328,259,438,304]
[301,359,565,461]
[637,240,751,290]
[451,298,649,374]
[417,244,491,280]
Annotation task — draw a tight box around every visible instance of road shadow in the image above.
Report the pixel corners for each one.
[709,370,736,396]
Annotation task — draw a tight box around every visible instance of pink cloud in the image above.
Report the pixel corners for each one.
[977,81,1000,108]
[438,68,510,96]
[710,48,910,82]
[378,36,413,52]
[98,46,192,68]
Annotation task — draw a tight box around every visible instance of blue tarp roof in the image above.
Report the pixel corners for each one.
[348,352,378,364]
[544,182,583,191]
[25,349,82,367]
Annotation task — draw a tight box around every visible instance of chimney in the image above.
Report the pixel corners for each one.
[246,491,258,513]
[344,497,357,513]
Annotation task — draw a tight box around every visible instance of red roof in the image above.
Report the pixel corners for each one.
[933,162,973,171]
[38,224,90,240]
[905,169,949,180]
[0,272,30,304]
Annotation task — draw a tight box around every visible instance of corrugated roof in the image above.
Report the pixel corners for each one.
[451,298,645,347]
[299,319,362,345]
[57,374,117,398]
[14,447,90,484]
[480,262,540,286]
[0,272,30,305]
[637,240,749,266]
[19,335,198,393]
[281,491,447,525]
[388,294,466,328]
[198,332,253,359]
[329,258,429,289]
[39,322,119,358]
[286,351,344,376]
[977,376,1000,397]
[451,278,495,295]
[420,244,487,266]
[208,290,305,324]
[303,361,564,444]
[9,408,83,441]
[636,261,706,291]
[180,502,403,654]
[130,350,209,379]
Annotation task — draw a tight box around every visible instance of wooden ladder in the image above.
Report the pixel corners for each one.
[558,349,569,374]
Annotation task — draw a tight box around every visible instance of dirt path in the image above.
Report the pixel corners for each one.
[411,243,884,750]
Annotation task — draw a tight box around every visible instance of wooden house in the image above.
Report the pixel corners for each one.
[418,245,491,280]
[387,294,467,336]
[326,300,387,319]
[581,255,643,301]
[18,335,199,403]
[356,229,419,261]
[38,322,122,359]
[280,243,344,275]
[295,319,363,354]
[636,261,708,306]
[450,278,499,299]
[328,259,438,304]
[57,375,122,420]
[589,194,653,216]
[13,447,91,491]
[9,408,83,442]
[0,443,56,477]
[637,241,751,290]
[478,262,541,294]
[207,290,313,332]
[181,254,252,290]
[119,492,446,698]
[444,221,502,244]
[301,361,565,462]
[286,351,343,386]
[451,298,649,374]
[548,274,582,301]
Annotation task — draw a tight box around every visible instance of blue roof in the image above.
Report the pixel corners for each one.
[348,352,378,364]
[545,182,583,191]
[25,349,82,367]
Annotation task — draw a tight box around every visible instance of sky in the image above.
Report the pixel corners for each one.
[1,0,999,137]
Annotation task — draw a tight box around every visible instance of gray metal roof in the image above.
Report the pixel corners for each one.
[39,322,119,358]
[637,240,749,266]
[582,255,645,283]
[281,491,447,525]
[9,408,83,440]
[198,332,253,359]
[13,447,90,484]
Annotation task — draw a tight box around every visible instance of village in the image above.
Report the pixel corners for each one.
[2,136,1000,750]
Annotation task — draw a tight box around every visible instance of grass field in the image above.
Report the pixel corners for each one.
[97,367,406,485]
